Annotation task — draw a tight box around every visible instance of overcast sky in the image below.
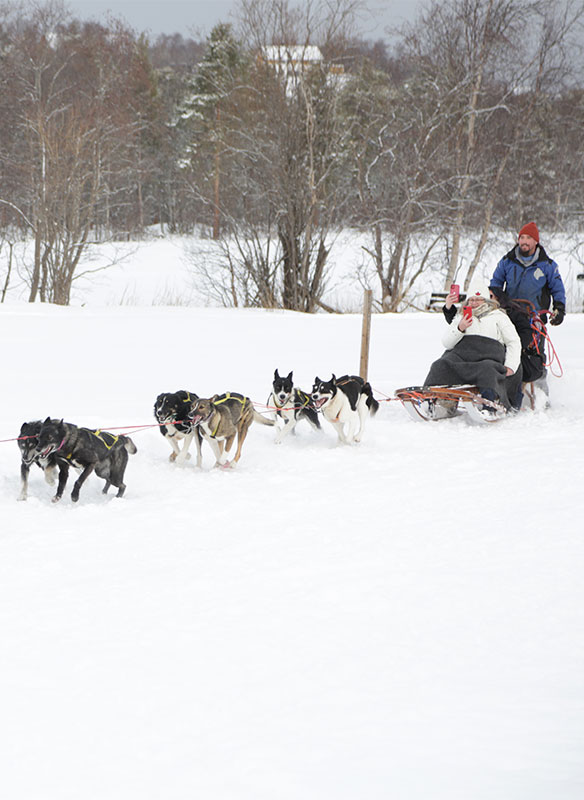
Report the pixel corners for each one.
[64,1,422,39]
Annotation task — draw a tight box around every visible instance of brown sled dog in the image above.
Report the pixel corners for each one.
[189,392,274,467]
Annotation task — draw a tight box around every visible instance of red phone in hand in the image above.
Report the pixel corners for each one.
[463,305,472,321]
[450,283,460,302]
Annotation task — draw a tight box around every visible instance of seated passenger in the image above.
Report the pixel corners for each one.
[442,283,544,407]
[425,280,522,410]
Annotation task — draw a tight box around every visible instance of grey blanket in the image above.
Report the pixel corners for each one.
[424,335,522,409]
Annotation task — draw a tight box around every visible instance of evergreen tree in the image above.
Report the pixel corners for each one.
[177,23,247,237]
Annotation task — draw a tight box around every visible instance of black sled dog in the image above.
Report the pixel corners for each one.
[17,419,69,501]
[311,374,379,444]
[154,390,202,466]
[33,418,137,503]
[269,369,321,443]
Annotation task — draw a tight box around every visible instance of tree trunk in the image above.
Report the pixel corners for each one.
[29,228,42,303]
[213,106,221,240]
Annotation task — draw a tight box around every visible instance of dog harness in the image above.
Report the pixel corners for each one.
[296,390,311,408]
[58,429,119,461]
[92,429,119,450]
[212,392,246,406]
[274,389,311,411]
[207,393,247,438]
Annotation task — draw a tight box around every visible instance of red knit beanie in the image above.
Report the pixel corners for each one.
[518,221,539,242]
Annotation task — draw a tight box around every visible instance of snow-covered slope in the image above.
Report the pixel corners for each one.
[1,297,583,799]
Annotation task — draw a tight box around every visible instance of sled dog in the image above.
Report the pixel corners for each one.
[269,369,321,443]
[17,419,69,501]
[189,392,274,467]
[311,374,379,444]
[33,418,137,502]
[154,390,202,466]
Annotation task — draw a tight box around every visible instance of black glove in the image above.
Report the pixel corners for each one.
[442,304,456,324]
[550,302,565,326]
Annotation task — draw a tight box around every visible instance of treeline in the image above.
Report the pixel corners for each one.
[1,0,583,307]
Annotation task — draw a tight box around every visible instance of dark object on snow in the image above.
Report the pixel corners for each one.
[32,418,137,503]
[17,419,69,501]
[154,390,202,465]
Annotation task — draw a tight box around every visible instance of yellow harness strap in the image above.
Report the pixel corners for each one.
[297,390,310,408]
[213,392,246,406]
[93,429,119,450]
[209,393,246,437]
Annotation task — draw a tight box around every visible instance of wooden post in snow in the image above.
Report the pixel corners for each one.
[359,289,373,380]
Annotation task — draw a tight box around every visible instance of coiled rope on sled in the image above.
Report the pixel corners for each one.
[533,310,563,378]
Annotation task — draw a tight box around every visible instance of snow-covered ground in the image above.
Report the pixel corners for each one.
[1,241,583,799]
[3,230,584,311]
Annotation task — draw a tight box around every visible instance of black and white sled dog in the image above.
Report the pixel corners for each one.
[311,374,379,444]
[269,369,321,443]
[154,390,202,466]
[17,419,69,501]
[32,418,137,503]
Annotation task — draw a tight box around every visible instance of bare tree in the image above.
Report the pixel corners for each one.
[180,0,363,310]
[0,4,158,303]
[395,0,584,291]
[340,53,455,309]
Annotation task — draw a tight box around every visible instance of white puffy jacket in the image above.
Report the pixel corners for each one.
[442,308,521,373]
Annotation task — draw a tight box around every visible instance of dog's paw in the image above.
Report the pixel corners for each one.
[51,495,61,504]
[169,453,177,462]
[17,493,27,502]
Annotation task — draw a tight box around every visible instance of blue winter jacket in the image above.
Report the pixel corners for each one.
[491,245,566,314]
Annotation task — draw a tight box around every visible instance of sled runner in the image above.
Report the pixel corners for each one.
[395,385,508,424]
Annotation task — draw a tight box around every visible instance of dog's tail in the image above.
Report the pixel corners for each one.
[121,436,138,454]
[252,408,276,427]
[364,382,380,416]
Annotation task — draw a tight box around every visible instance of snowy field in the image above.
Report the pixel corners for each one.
[1,241,584,799]
[3,230,584,311]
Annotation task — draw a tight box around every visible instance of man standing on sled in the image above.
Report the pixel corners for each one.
[491,222,566,322]
[490,221,566,396]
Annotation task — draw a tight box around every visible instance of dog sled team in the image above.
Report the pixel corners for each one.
[17,373,379,503]
[15,222,566,503]
[154,374,379,464]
